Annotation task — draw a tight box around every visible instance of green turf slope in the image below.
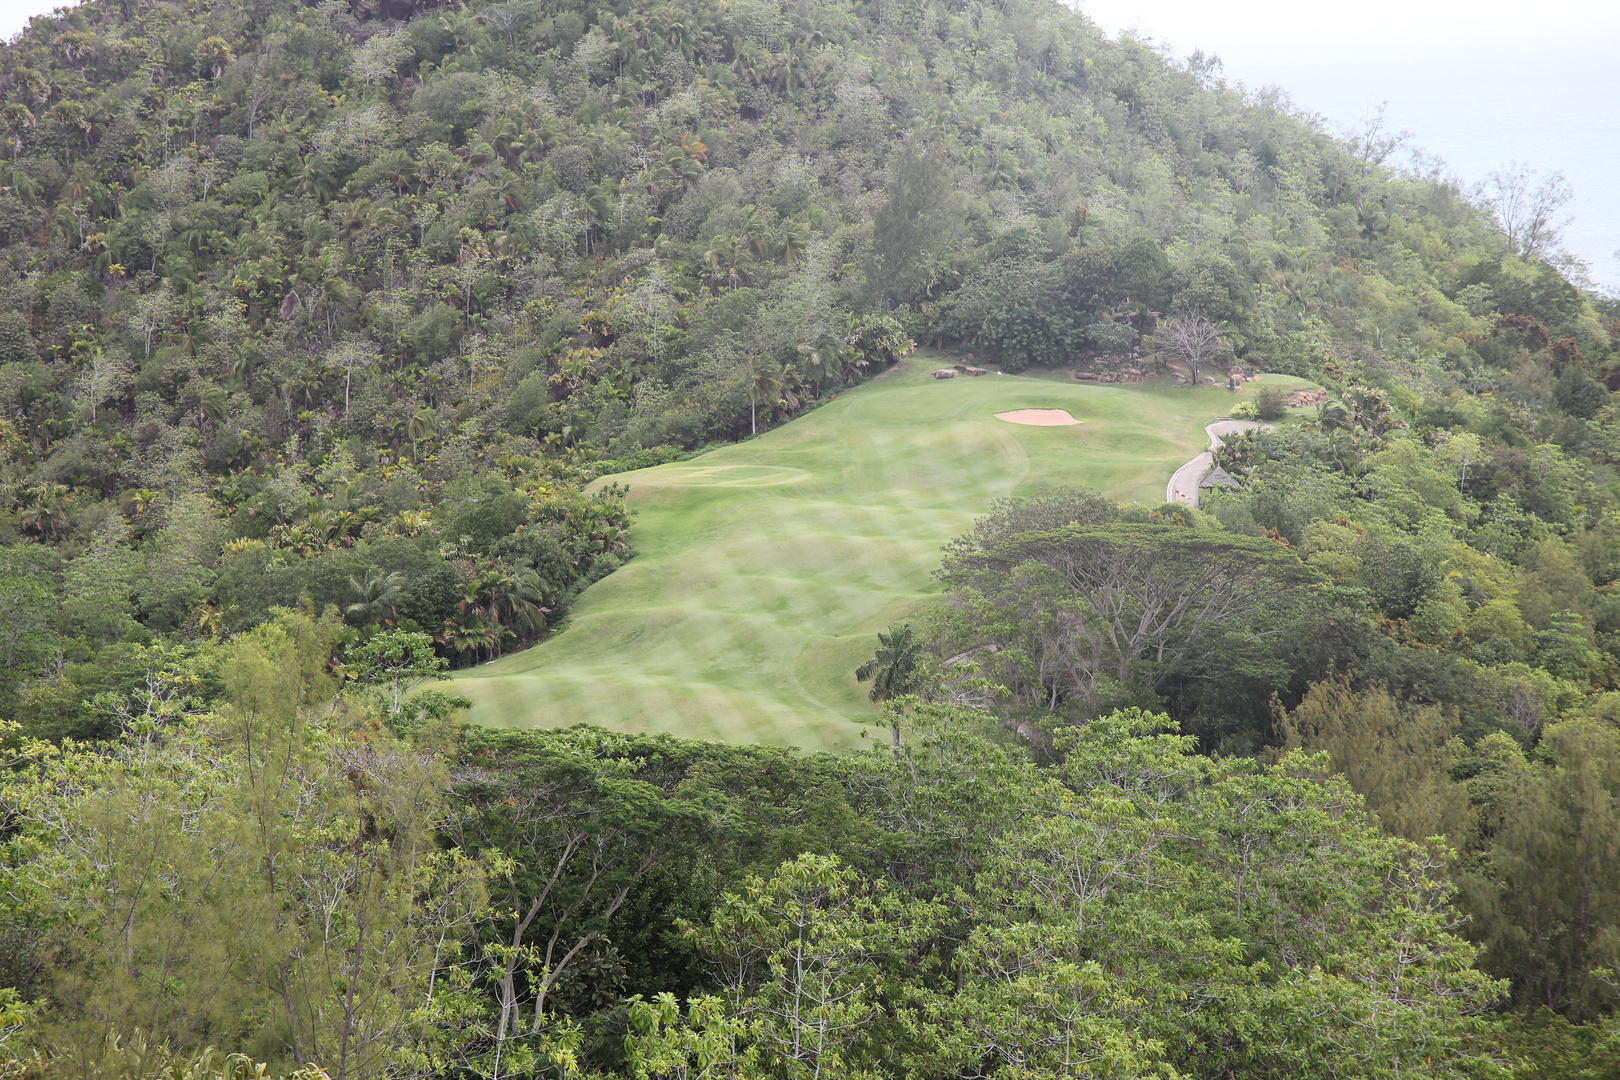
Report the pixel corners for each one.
[453,356,1306,751]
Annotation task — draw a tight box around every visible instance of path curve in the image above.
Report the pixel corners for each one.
[1166,421,1271,508]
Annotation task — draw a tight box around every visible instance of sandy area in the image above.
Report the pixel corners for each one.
[995,409,1082,426]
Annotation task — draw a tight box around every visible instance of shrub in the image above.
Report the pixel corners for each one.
[1254,383,1288,420]
[592,445,687,476]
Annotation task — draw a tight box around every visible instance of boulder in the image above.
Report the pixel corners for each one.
[961,366,987,376]
[932,369,957,380]
[1073,371,1098,381]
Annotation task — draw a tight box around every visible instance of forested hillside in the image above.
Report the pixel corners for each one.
[0,0,1612,703]
[1,0,1619,1074]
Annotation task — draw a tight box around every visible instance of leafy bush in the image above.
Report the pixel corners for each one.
[592,445,689,477]
[1254,383,1289,420]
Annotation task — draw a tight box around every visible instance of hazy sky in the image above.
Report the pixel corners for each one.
[0,0,1613,286]
[1080,0,1620,289]
[0,0,47,40]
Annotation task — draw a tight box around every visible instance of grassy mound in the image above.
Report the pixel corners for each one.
[453,357,1307,750]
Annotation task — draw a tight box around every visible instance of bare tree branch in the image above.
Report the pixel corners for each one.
[1153,313,1227,388]
[1484,162,1573,263]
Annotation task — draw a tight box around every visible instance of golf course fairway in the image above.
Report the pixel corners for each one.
[453,357,1307,751]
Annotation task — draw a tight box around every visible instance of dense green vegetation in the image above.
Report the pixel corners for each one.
[0,0,1617,1073]
[0,0,1609,709]
[3,616,1616,1078]
[0,622,1572,1077]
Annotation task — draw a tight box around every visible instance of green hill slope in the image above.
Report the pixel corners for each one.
[454,357,1305,748]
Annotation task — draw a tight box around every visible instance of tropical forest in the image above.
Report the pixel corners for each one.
[0,0,1616,1076]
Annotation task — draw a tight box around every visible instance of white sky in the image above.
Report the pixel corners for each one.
[0,0,52,40]
[1080,0,1620,289]
[1081,0,1620,50]
[0,0,1614,285]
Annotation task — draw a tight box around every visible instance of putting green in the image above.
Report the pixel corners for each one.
[453,357,1308,751]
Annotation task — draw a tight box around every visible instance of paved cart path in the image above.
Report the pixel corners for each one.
[1167,421,1271,508]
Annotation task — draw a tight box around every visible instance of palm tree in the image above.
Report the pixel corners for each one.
[1323,431,1360,475]
[314,276,359,338]
[439,617,487,662]
[124,488,160,516]
[856,623,925,703]
[199,386,229,430]
[796,333,847,394]
[857,623,926,748]
[584,179,621,254]
[19,484,72,537]
[1317,399,1353,432]
[740,356,782,437]
[408,406,437,463]
[346,571,406,626]
[295,156,337,204]
[779,220,812,265]
[1342,386,1394,435]
[495,569,551,637]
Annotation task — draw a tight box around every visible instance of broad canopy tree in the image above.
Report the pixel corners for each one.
[444,728,709,1068]
[632,704,1507,1080]
[937,521,1321,710]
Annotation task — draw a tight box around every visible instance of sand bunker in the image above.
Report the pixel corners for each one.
[995,409,1082,426]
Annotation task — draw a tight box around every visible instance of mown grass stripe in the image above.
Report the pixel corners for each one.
[453,356,1309,750]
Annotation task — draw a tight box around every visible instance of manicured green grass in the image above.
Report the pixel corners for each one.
[453,356,1310,751]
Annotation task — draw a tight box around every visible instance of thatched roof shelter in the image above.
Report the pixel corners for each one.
[1199,466,1240,490]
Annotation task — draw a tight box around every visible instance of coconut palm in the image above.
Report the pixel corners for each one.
[1317,398,1354,432]
[408,406,437,463]
[855,623,925,703]
[742,357,783,437]
[497,569,551,636]
[1323,431,1361,475]
[197,385,229,430]
[780,220,812,265]
[19,484,72,537]
[347,571,407,626]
